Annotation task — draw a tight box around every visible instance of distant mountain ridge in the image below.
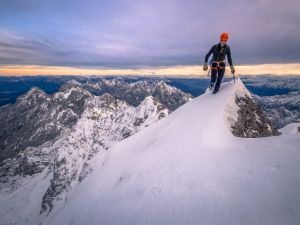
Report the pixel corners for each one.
[0,79,192,163]
[253,92,300,128]
[1,76,299,130]
[62,78,193,111]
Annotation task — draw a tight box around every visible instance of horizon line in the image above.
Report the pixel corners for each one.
[1,63,300,77]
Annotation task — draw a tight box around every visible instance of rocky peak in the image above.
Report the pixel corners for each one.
[54,86,92,101]
[59,79,82,92]
[24,86,47,96]
[95,93,127,110]
[154,80,177,93]
[138,96,167,112]
[151,81,192,111]
[135,96,169,123]
[17,86,49,105]
[129,80,155,94]
[85,78,192,111]
[226,80,280,138]
[0,86,93,164]
[97,78,125,88]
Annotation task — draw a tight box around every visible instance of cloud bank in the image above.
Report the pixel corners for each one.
[0,0,300,69]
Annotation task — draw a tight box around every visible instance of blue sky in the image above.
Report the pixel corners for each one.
[0,0,300,70]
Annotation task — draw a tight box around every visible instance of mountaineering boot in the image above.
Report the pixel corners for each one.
[212,83,221,94]
[208,83,215,91]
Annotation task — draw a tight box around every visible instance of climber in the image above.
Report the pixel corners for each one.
[203,32,235,94]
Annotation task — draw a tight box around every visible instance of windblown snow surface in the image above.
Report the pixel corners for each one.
[45,80,300,225]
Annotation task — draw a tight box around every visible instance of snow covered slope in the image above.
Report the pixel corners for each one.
[45,80,300,225]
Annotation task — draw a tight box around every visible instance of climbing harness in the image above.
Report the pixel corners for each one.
[210,61,226,70]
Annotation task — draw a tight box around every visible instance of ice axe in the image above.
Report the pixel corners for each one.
[207,68,211,77]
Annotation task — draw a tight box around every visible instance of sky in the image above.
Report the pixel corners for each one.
[0,0,300,76]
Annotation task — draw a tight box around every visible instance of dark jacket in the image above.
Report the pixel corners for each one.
[205,43,233,66]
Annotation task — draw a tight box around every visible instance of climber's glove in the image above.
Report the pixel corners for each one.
[230,66,235,74]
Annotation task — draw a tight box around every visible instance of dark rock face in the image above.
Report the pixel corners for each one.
[40,156,75,214]
[14,155,46,176]
[231,95,280,138]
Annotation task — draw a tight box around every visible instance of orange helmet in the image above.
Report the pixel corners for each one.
[220,32,229,42]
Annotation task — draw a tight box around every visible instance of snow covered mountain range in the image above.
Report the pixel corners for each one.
[254,92,300,128]
[1,75,299,129]
[0,79,191,224]
[0,79,299,225]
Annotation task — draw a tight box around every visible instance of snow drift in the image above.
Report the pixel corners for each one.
[34,80,300,224]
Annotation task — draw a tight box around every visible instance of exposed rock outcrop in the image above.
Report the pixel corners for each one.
[227,80,280,138]
[231,95,280,137]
